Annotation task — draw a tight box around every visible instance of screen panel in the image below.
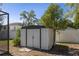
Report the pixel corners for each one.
[0,11,9,55]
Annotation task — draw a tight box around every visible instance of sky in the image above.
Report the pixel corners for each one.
[0,3,67,24]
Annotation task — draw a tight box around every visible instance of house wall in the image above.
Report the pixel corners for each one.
[9,30,16,39]
[9,24,22,39]
[0,31,8,39]
[0,23,22,39]
[56,29,79,43]
[9,25,22,30]
[0,30,16,39]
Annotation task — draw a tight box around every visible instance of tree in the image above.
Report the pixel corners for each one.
[65,3,79,29]
[40,4,68,47]
[20,10,38,26]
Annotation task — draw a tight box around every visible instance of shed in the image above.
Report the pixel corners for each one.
[20,25,54,50]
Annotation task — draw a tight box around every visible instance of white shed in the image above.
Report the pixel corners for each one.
[20,26,54,50]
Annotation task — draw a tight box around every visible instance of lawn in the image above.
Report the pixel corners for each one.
[0,39,8,45]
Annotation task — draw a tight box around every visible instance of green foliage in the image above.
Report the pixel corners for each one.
[40,3,68,30]
[65,3,79,29]
[73,23,79,29]
[56,19,69,30]
[20,10,38,26]
[12,28,20,46]
[40,3,71,47]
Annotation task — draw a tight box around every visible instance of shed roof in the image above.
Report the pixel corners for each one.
[22,25,46,29]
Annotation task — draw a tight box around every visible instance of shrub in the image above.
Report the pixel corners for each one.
[12,28,20,46]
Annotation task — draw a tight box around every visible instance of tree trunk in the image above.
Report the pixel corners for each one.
[52,29,56,48]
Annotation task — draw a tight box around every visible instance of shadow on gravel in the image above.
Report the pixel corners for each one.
[3,44,79,56]
[30,44,79,56]
[46,44,79,56]
[0,52,13,56]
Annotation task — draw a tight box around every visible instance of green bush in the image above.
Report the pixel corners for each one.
[12,28,20,46]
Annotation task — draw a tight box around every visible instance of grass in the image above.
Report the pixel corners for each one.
[0,39,13,46]
[0,40,8,45]
[0,39,12,56]
[0,39,20,46]
[9,39,14,46]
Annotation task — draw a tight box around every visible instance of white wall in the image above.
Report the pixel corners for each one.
[9,30,16,39]
[0,30,18,40]
[0,30,16,39]
[9,25,22,30]
[20,29,26,47]
[0,31,8,39]
[56,29,79,43]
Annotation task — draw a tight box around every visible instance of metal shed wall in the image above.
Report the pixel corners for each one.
[41,28,53,50]
[20,29,26,47]
[20,26,54,50]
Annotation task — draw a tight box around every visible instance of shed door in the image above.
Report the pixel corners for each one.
[33,29,40,48]
[27,29,40,48]
[27,29,33,48]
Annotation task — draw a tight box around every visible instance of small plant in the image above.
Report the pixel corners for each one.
[12,28,20,46]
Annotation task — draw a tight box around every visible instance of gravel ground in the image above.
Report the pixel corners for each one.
[8,43,79,56]
[9,46,56,56]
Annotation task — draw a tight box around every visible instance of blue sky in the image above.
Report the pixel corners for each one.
[1,3,67,24]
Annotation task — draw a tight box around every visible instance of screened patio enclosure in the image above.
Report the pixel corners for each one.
[0,10,9,55]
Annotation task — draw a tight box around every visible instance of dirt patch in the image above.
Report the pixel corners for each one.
[9,43,79,56]
[9,46,55,56]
